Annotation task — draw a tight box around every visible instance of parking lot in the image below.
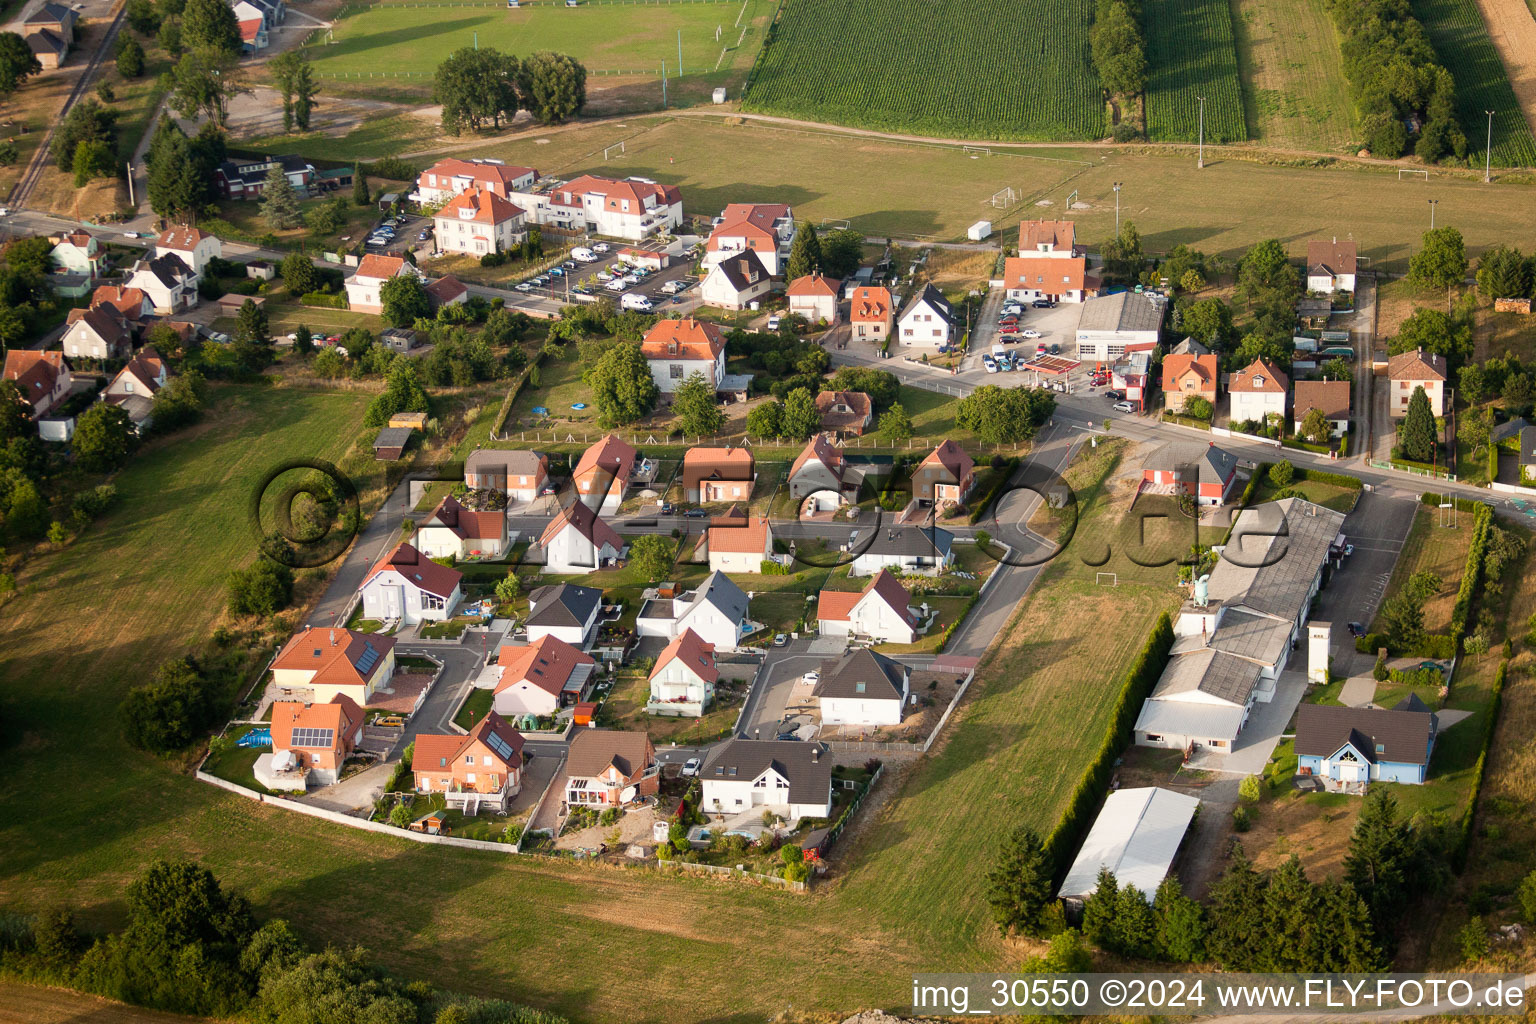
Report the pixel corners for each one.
[500,244,702,313]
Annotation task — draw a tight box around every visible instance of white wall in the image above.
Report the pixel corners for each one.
[822,694,904,726]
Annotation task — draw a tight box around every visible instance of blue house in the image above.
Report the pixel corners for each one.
[1295,695,1438,792]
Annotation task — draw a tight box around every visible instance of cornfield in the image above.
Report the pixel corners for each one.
[1142,0,1247,143]
[1410,0,1536,167]
[742,0,1107,141]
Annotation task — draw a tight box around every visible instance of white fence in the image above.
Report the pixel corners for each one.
[1210,426,1284,448]
[1490,481,1536,497]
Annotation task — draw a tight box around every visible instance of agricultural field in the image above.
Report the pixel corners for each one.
[1142,0,1248,143]
[742,0,1107,140]
[1228,0,1356,150]
[1411,0,1536,165]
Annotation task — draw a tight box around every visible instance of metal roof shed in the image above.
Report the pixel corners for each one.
[1057,787,1201,903]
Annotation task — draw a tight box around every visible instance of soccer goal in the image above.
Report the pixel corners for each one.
[603,141,626,160]
[1096,572,1119,587]
[964,145,992,158]
[989,185,1019,209]
[1397,168,1429,182]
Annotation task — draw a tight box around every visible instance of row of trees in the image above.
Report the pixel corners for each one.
[1169,237,1303,372]
[434,47,586,135]
[783,222,866,282]
[1089,0,1146,103]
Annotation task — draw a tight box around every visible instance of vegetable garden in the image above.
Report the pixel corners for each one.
[742,0,1107,140]
[1142,0,1248,142]
[1410,0,1536,166]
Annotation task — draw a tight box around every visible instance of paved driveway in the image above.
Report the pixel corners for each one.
[1187,670,1309,776]
[737,644,828,739]
[1312,490,1416,676]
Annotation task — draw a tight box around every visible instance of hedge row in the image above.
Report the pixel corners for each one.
[968,458,1021,524]
[299,291,349,309]
[1448,504,1494,645]
[491,349,546,439]
[1453,658,1509,872]
[1044,611,1175,877]
[936,592,981,653]
[1419,493,1488,513]
[1293,467,1364,490]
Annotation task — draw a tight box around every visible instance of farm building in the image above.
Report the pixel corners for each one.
[1057,787,1200,906]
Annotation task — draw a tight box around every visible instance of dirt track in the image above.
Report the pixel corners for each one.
[1474,0,1536,136]
[0,984,205,1024]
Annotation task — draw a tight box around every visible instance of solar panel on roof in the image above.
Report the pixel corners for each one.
[485,732,515,761]
[354,642,380,674]
[290,727,335,748]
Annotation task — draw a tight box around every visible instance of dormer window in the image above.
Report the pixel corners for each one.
[1253,375,1265,387]
[459,207,475,219]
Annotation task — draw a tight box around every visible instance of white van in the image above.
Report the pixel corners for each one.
[621,293,653,311]
[571,247,597,263]
[605,277,628,292]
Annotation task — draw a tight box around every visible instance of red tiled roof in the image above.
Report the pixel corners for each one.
[1294,379,1351,420]
[818,569,915,625]
[420,158,537,188]
[157,225,212,250]
[91,285,148,318]
[421,494,503,542]
[862,568,917,624]
[682,446,753,494]
[425,275,467,304]
[640,318,725,362]
[2,350,67,408]
[539,499,623,552]
[273,626,395,692]
[790,433,845,482]
[815,390,873,430]
[1162,353,1218,392]
[355,254,406,282]
[651,628,718,685]
[362,541,463,598]
[271,694,363,752]
[1229,358,1289,394]
[1387,348,1447,382]
[1307,239,1357,277]
[573,434,638,487]
[496,635,594,698]
[849,286,892,323]
[707,514,770,554]
[1017,219,1076,252]
[705,203,788,251]
[815,589,861,623]
[436,186,523,225]
[787,272,841,297]
[552,175,680,211]
[920,439,974,482]
[1003,255,1086,292]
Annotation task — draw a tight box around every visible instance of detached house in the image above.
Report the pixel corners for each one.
[817,569,917,644]
[647,628,717,717]
[786,273,840,324]
[1161,351,1218,414]
[51,231,102,278]
[1002,255,1093,305]
[414,158,538,205]
[1387,348,1448,417]
[91,285,151,323]
[914,440,975,506]
[707,505,773,574]
[848,286,893,342]
[815,648,911,727]
[493,635,596,717]
[1018,218,1078,255]
[272,626,395,705]
[701,739,832,821]
[564,729,659,807]
[23,3,74,68]
[1296,696,1438,790]
[816,390,873,436]
[358,541,464,624]
[704,202,795,277]
[414,494,508,560]
[788,433,854,511]
[102,348,169,431]
[700,250,774,311]
[539,500,624,574]
[432,187,526,257]
[412,713,525,811]
[1228,358,1289,427]
[896,284,952,348]
[681,447,754,503]
[62,306,134,361]
[155,226,221,277]
[1306,238,1358,295]
[3,350,70,419]
[525,583,603,649]
[637,570,752,652]
[125,255,197,314]
[1142,442,1239,506]
[231,0,270,50]
[641,318,726,394]
[1294,380,1351,439]
[345,254,419,315]
[214,154,314,200]
[270,695,364,786]
[850,526,954,577]
[573,434,639,512]
[464,448,547,502]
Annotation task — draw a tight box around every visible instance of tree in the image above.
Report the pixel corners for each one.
[1100,220,1145,282]
[158,18,182,56]
[1380,590,1425,651]
[0,379,31,442]
[1398,386,1437,462]
[292,324,314,356]
[1475,243,1531,300]
[585,342,657,427]
[1179,268,1205,294]
[515,50,586,124]
[1407,226,1467,291]
[1153,877,1207,962]
[363,361,429,428]
[280,250,319,296]
[164,49,245,126]
[269,51,318,132]
[827,366,900,409]
[180,0,242,55]
[1207,847,1267,969]
[1518,868,1536,924]
[352,164,369,206]
[120,658,218,753]
[376,274,429,329]
[304,196,346,236]
[227,558,294,616]
[116,35,146,78]
[956,385,1056,444]
[259,164,301,230]
[290,58,317,130]
[1090,0,1146,97]
[785,222,822,282]
[234,298,269,348]
[0,32,41,96]
[745,399,783,438]
[434,47,520,135]
[73,404,135,473]
[1236,238,1300,311]
[258,948,417,1024]
[125,0,162,34]
[819,228,865,279]
[1458,364,1488,407]
[2,470,47,540]
[1081,869,1122,950]
[983,826,1053,937]
[1115,884,1159,959]
[1321,356,1353,382]
[145,116,209,219]
[780,386,821,439]
[1389,308,1472,366]
[1180,297,1234,348]
[628,534,673,581]
[876,402,913,444]
[1183,395,1213,421]
[1300,407,1331,444]
[151,369,207,432]
[50,99,116,170]
[71,137,115,186]
[673,371,723,436]
[1269,459,1294,486]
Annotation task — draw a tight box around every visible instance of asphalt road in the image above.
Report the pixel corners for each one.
[1312,490,1418,676]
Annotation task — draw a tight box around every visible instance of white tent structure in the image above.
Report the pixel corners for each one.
[1057,787,1200,904]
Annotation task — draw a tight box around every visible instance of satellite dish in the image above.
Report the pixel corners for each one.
[620,786,637,804]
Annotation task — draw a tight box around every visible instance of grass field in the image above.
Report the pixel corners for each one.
[742,0,1106,141]
[1411,0,1536,166]
[1370,503,1474,635]
[1229,0,1356,150]
[1142,0,1248,143]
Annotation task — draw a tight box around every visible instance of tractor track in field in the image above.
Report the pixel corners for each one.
[1472,0,1536,138]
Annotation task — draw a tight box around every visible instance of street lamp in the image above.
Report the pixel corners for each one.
[1113,182,1123,236]
[1197,96,1205,169]
[1484,110,1495,183]
[1428,198,1438,230]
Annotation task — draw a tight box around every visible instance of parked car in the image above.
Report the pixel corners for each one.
[515,282,533,292]
[1048,343,1061,354]
[681,757,701,777]
[803,671,820,685]
[766,314,782,330]
[661,279,685,295]
[596,270,616,282]
[592,242,611,253]
[772,633,788,647]
[539,484,557,495]
[982,354,998,373]
[684,509,709,518]
[657,502,676,515]
[562,260,577,270]
[1032,298,1056,308]
[1104,389,1124,401]
[1035,343,1047,356]
[1022,328,1042,340]
[621,293,653,311]
[1347,621,1366,638]
[417,228,432,241]
[996,316,1019,328]
[775,732,802,741]
[571,247,597,262]
[605,278,628,292]
[548,267,565,277]
[1113,400,1135,413]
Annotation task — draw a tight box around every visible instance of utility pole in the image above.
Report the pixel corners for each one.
[1484,110,1494,183]
[678,29,683,76]
[662,60,667,109]
[1113,182,1123,236]
[1428,198,1438,230]
[1197,96,1205,169]
[125,163,134,206]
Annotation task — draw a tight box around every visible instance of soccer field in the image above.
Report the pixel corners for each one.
[307,0,772,78]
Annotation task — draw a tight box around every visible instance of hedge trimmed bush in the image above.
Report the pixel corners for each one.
[1454,658,1509,871]
[299,291,348,309]
[968,458,1020,524]
[1043,611,1174,876]
[1449,504,1493,645]
[1293,467,1364,490]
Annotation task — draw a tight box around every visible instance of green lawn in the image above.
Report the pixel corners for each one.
[1368,503,1473,635]
[1249,475,1361,513]
[454,688,494,730]
[1229,0,1355,151]
[202,196,399,254]
[599,670,742,746]
[212,299,383,338]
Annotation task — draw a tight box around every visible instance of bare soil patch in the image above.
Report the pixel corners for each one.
[1473,0,1536,137]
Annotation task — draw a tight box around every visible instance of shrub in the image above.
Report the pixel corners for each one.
[1373,655,1389,682]
[1458,916,1489,962]
[1269,460,1294,486]
[1232,806,1251,832]
[1238,775,1261,803]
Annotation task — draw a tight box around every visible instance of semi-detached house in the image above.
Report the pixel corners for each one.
[358,541,464,624]
[524,175,683,241]
[414,158,538,205]
[1228,358,1289,427]
[412,712,526,811]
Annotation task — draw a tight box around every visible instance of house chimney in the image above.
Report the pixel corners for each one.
[330,629,336,646]
[812,746,820,762]
[1308,622,1332,684]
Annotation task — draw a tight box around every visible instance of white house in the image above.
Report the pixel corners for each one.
[519,175,683,240]
[699,250,774,311]
[2,350,70,419]
[850,526,954,577]
[345,254,420,315]
[646,628,717,718]
[124,255,198,314]
[1075,291,1164,362]
[359,541,464,625]
[817,569,917,644]
[102,348,168,432]
[1387,348,1448,418]
[432,187,527,257]
[814,648,910,727]
[525,583,603,649]
[1002,254,1093,304]
[703,202,794,277]
[1227,358,1289,427]
[640,318,726,394]
[413,494,508,560]
[786,273,841,324]
[788,433,855,512]
[492,635,595,718]
[62,306,133,361]
[1306,238,1357,295]
[895,284,952,348]
[539,501,624,574]
[414,158,538,205]
[51,231,102,277]
[154,225,221,277]
[636,571,752,652]
[701,739,833,821]
[707,509,773,574]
